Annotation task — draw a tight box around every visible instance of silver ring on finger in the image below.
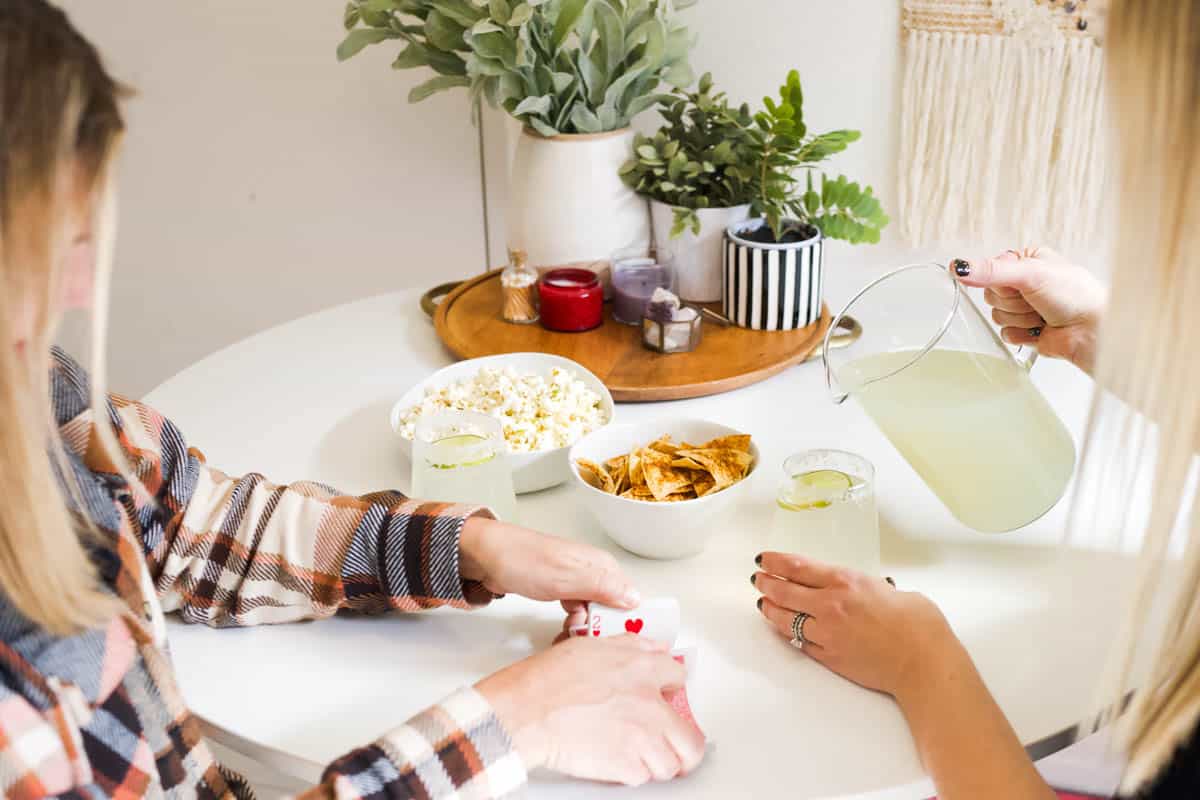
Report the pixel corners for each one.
[789,612,811,650]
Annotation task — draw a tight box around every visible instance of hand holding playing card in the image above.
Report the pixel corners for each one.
[459,517,641,609]
[475,635,706,785]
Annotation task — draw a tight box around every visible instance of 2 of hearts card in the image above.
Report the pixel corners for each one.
[571,597,704,740]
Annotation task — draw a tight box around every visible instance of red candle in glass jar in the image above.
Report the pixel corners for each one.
[538,269,603,332]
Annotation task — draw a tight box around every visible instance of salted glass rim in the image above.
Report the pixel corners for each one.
[780,448,875,500]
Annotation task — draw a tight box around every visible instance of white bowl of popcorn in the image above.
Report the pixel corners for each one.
[391,353,614,494]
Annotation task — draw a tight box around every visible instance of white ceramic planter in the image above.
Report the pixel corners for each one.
[507,128,650,278]
[650,200,751,303]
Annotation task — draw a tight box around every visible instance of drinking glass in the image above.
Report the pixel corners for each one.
[823,263,1076,533]
[410,411,518,522]
[768,450,880,574]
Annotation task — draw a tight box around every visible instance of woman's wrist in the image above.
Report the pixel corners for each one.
[892,627,973,711]
[475,667,548,770]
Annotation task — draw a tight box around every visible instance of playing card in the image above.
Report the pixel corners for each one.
[664,652,705,739]
[574,597,681,646]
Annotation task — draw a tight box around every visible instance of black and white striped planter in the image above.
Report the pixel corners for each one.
[722,219,824,331]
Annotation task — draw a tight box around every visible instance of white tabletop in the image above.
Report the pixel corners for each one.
[145,276,1133,799]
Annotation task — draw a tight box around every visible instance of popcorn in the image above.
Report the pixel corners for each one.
[398,366,608,453]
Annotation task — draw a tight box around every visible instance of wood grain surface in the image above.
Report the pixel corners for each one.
[433,270,831,402]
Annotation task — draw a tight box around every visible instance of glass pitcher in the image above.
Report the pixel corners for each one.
[823,263,1076,533]
[410,411,518,522]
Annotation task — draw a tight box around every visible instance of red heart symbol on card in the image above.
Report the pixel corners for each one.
[625,618,644,634]
[592,629,600,637]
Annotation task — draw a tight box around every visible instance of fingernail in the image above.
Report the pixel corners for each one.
[1029,327,1043,337]
[952,259,971,277]
[750,573,757,586]
[754,553,763,566]
[623,588,642,608]
[756,597,764,610]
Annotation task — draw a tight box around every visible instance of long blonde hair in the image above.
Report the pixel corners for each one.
[0,1,130,635]
[1076,0,1200,790]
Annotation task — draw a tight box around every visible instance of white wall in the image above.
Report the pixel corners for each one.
[58,1,488,397]
[483,1,907,272]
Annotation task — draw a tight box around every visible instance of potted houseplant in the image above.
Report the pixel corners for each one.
[622,70,889,326]
[619,73,755,302]
[339,0,696,276]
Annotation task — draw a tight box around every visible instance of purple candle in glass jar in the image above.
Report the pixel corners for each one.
[612,257,673,325]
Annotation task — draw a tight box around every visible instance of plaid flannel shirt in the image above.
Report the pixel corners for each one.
[0,349,527,799]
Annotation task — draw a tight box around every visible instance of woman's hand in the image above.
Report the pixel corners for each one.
[459,517,640,609]
[475,635,705,785]
[752,552,964,698]
[951,247,1106,375]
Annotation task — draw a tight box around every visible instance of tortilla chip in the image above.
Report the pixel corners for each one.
[575,458,615,494]
[700,434,753,453]
[677,447,753,489]
[629,449,647,489]
[648,436,682,456]
[691,472,718,497]
[605,454,631,495]
[641,449,694,501]
[621,486,656,500]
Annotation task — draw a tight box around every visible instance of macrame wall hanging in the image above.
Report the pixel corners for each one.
[899,0,1109,251]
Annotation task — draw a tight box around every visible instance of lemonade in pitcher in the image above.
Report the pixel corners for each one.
[837,348,1075,533]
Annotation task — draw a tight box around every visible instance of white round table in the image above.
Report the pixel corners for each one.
[145,276,1133,799]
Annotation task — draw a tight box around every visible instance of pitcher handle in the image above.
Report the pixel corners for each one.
[1015,345,1039,372]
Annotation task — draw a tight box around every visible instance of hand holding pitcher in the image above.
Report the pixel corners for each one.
[951,247,1107,375]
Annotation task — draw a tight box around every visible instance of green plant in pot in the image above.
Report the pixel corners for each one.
[621,70,889,324]
[339,0,697,275]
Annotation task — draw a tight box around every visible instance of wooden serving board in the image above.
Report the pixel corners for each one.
[432,270,832,402]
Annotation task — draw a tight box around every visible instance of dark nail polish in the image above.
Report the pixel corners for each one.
[1029,327,1043,337]
[756,597,764,610]
[754,553,763,566]
[952,259,971,277]
[750,574,757,586]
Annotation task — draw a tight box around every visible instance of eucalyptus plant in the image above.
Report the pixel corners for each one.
[620,70,890,244]
[339,0,696,136]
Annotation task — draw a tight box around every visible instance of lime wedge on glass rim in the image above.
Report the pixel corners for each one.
[426,434,497,470]
[777,469,854,511]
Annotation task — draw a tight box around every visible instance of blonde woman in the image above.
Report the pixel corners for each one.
[0,2,706,797]
[754,2,1198,798]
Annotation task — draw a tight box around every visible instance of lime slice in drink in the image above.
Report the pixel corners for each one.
[777,469,853,511]
[427,434,496,470]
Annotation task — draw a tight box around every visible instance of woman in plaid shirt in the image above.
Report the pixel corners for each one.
[0,2,705,797]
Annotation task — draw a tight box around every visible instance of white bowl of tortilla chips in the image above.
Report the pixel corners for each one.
[569,419,758,560]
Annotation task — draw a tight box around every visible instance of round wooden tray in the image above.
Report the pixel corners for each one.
[428,270,851,402]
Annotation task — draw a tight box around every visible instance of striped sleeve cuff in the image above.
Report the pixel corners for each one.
[324,687,526,800]
[343,502,495,612]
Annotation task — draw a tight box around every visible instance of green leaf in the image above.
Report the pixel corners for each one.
[391,44,430,69]
[513,94,553,116]
[337,28,395,61]
[509,3,534,25]
[636,144,658,160]
[430,0,484,27]
[553,0,590,49]
[471,31,518,67]
[570,104,604,133]
[489,0,511,24]
[409,74,471,102]
[426,10,468,51]
[670,211,688,238]
[528,116,560,136]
